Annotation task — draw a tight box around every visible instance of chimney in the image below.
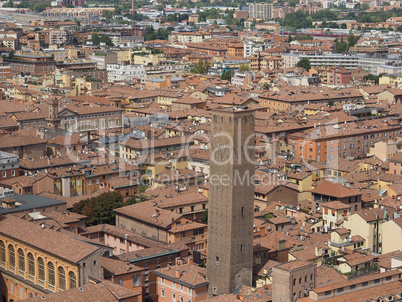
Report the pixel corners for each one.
[175,270,181,278]
[277,239,286,251]
[187,258,193,266]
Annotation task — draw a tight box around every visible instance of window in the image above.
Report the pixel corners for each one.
[48,262,55,286]
[172,292,176,302]
[8,245,15,268]
[161,288,165,298]
[386,276,392,281]
[132,274,141,287]
[325,291,331,296]
[28,253,35,276]
[69,271,77,289]
[362,282,368,287]
[374,279,380,284]
[88,180,92,186]
[58,266,66,290]
[350,285,356,289]
[338,288,343,293]
[180,284,184,291]
[20,287,23,298]
[119,278,123,286]
[161,277,165,284]
[0,241,5,264]
[241,207,245,216]
[11,170,15,176]
[38,258,45,281]
[2,171,6,178]
[18,248,25,271]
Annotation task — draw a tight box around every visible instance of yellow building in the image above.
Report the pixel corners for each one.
[382,217,402,254]
[322,200,351,230]
[114,49,131,65]
[132,53,165,66]
[379,74,402,88]
[343,208,388,254]
[0,215,105,301]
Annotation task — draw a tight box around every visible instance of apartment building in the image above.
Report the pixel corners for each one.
[107,64,147,83]
[0,151,19,181]
[287,119,401,162]
[311,180,362,213]
[120,136,195,160]
[114,201,206,246]
[343,208,390,253]
[389,153,402,175]
[89,51,118,70]
[249,3,273,20]
[154,262,208,302]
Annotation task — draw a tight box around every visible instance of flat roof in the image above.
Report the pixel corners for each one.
[0,194,66,214]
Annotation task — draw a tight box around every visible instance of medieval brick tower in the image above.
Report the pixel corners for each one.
[46,97,60,127]
[207,108,255,297]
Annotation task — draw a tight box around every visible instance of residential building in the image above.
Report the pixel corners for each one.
[155,262,208,302]
[287,119,401,162]
[343,208,390,253]
[249,3,273,20]
[0,151,19,181]
[328,66,352,86]
[272,260,316,302]
[311,180,362,213]
[368,138,401,161]
[89,52,118,70]
[382,217,402,254]
[107,64,147,83]
[322,200,351,230]
[389,153,402,175]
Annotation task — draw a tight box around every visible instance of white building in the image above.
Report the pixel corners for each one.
[107,64,147,83]
[244,41,268,57]
[248,3,273,20]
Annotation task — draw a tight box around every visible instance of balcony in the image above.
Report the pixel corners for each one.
[330,241,355,248]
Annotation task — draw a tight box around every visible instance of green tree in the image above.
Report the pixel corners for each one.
[7,50,14,59]
[239,64,250,72]
[201,209,208,224]
[191,60,210,74]
[327,99,335,107]
[335,38,349,53]
[264,213,273,219]
[71,192,124,226]
[296,58,311,71]
[361,2,370,10]
[363,73,380,84]
[102,9,114,20]
[263,82,270,90]
[221,69,233,81]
